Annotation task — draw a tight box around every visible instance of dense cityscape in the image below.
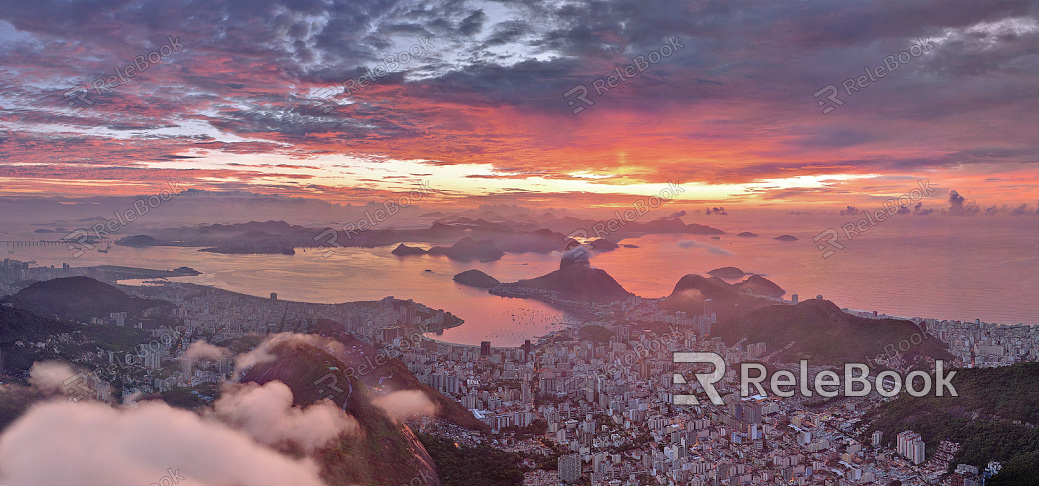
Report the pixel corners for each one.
[2,257,1033,486]
[4,0,1039,484]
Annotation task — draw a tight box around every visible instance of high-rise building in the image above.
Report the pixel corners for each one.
[747,342,767,360]
[872,430,883,447]
[897,430,911,456]
[144,346,166,370]
[897,431,925,464]
[592,452,606,473]
[480,341,491,357]
[270,292,277,302]
[748,423,762,440]
[703,299,715,318]
[558,454,581,483]
[791,294,799,304]
[912,441,926,465]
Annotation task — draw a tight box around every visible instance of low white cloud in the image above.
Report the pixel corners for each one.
[26,361,79,397]
[183,340,232,374]
[212,381,357,452]
[232,347,277,380]
[371,390,438,420]
[185,341,231,362]
[0,400,329,486]
[233,333,349,379]
[676,239,732,256]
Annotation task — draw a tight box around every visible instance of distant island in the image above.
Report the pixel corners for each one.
[391,243,428,256]
[115,234,167,247]
[90,265,201,280]
[452,269,501,288]
[105,216,726,256]
[492,249,632,304]
[708,266,745,279]
[427,236,504,262]
[588,238,619,251]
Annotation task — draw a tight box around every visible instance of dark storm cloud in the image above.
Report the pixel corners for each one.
[458,10,487,37]
[3,0,1036,108]
[1,0,1039,196]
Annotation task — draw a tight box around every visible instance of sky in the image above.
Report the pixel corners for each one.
[1,0,1038,210]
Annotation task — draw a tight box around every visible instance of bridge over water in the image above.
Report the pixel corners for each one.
[0,240,74,247]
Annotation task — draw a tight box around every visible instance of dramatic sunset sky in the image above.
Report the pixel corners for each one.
[1,0,1037,209]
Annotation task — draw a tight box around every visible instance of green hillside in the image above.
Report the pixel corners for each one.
[863,362,1039,483]
[714,299,952,365]
[2,276,174,321]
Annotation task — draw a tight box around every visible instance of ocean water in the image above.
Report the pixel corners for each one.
[592,214,1039,325]
[4,214,1037,346]
[2,242,579,346]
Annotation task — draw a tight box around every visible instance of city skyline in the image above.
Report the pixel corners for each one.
[1,1,1038,485]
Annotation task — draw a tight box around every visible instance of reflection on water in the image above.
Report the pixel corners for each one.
[7,215,1039,348]
[591,216,1039,325]
[16,243,580,346]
